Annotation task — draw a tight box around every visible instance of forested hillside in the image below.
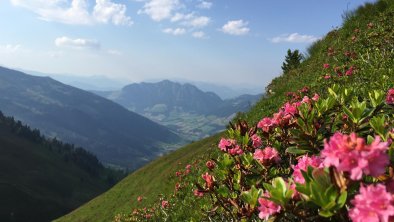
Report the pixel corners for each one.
[0,111,124,222]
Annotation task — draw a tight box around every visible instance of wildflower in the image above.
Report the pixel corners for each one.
[301,96,311,104]
[202,172,214,190]
[349,184,394,222]
[345,66,354,76]
[324,75,331,79]
[283,102,298,116]
[323,63,330,69]
[251,134,262,148]
[193,189,204,197]
[292,155,323,184]
[206,160,215,170]
[254,147,280,165]
[161,200,169,209]
[386,89,394,105]
[258,191,282,220]
[312,93,320,101]
[218,138,243,155]
[257,117,275,133]
[218,138,232,151]
[300,86,309,93]
[137,196,143,202]
[321,133,389,180]
[175,171,182,177]
[185,164,192,170]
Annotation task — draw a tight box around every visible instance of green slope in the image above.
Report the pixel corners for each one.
[56,1,394,221]
[0,112,124,222]
[56,134,222,222]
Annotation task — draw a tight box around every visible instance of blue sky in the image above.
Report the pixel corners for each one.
[0,0,376,88]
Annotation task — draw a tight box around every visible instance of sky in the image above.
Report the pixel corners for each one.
[0,0,376,89]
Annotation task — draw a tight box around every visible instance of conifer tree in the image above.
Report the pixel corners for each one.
[281,49,304,73]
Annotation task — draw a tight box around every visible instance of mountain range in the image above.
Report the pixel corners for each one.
[0,67,182,169]
[93,80,262,140]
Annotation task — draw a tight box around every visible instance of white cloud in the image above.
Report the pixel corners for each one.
[93,0,133,26]
[55,36,100,49]
[270,33,320,43]
[0,44,22,53]
[138,0,180,21]
[10,0,132,26]
[162,28,186,36]
[170,12,193,22]
[170,13,210,28]
[221,20,250,36]
[192,31,206,39]
[185,16,210,28]
[197,1,212,9]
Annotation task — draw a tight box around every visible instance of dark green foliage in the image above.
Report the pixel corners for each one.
[281,49,304,73]
[0,111,125,222]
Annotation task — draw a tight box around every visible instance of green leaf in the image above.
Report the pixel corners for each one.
[240,186,262,208]
[286,146,309,155]
[336,191,347,208]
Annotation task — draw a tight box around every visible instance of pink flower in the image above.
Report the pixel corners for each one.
[362,136,390,177]
[299,86,309,93]
[185,164,192,170]
[301,96,311,104]
[345,66,354,76]
[218,138,243,155]
[161,200,169,208]
[322,133,389,180]
[228,145,243,155]
[193,189,204,197]
[202,172,214,190]
[175,171,182,177]
[257,117,275,133]
[206,160,215,170]
[137,196,143,202]
[283,102,298,116]
[254,147,280,165]
[218,138,232,151]
[312,93,320,101]
[292,155,323,184]
[349,184,394,222]
[324,75,331,79]
[251,134,262,148]
[258,192,281,220]
[323,63,330,69]
[386,89,394,105]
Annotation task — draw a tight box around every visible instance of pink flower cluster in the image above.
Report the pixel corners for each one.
[322,132,389,180]
[258,191,282,220]
[292,155,323,184]
[386,88,394,105]
[349,184,394,222]
[257,117,276,133]
[161,200,169,209]
[253,147,280,165]
[202,172,214,190]
[218,138,243,155]
[251,134,262,148]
